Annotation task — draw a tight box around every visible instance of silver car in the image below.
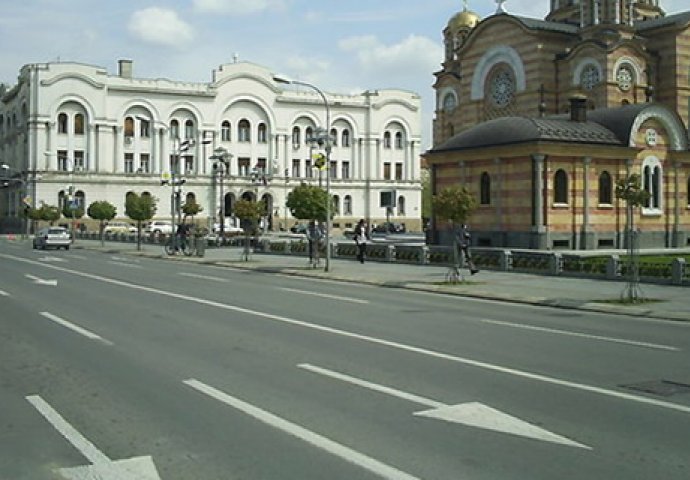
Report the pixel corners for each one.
[33,227,72,250]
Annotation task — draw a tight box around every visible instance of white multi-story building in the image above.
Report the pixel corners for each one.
[0,59,422,233]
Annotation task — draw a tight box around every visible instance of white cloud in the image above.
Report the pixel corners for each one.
[339,34,442,83]
[128,8,194,47]
[193,0,286,15]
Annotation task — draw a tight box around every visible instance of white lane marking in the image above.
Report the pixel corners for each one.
[110,256,139,263]
[0,289,8,296]
[67,254,88,260]
[299,364,443,408]
[5,254,690,416]
[38,256,65,262]
[184,379,421,480]
[26,395,161,479]
[479,318,680,351]
[178,272,229,282]
[27,395,110,464]
[39,312,113,346]
[278,287,369,304]
[298,364,589,449]
[25,274,57,286]
[107,261,143,269]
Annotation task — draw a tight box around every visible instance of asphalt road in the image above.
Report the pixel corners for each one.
[1,242,689,479]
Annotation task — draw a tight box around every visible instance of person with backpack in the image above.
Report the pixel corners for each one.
[455,223,479,275]
[306,220,324,267]
[354,218,369,264]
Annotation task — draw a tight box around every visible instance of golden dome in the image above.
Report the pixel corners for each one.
[449,9,481,31]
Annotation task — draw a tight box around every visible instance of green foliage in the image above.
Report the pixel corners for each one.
[62,204,84,219]
[286,184,330,221]
[38,203,61,224]
[234,199,264,221]
[87,201,117,222]
[615,174,650,207]
[432,185,477,226]
[125,193,157,223]
[182,199,202,218]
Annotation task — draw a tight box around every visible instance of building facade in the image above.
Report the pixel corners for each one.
[425,1,690,249]
[0,60,422,233]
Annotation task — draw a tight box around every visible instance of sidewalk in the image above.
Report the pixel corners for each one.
[72,238,690,322]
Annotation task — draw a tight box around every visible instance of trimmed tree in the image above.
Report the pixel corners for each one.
[87,201,117,246]
[432,185,477,272]
[234,198,265,261]
[615,173,651,303]
[182,198,202,224]
[286,183,330,223]
[39,203,61,226]
[125,193,157,250]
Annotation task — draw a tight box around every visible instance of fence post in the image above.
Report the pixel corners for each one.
[499,250,513,271]
[606,255,620,279]
[419,245,429,265]
[549,252,563,275]
[672,258,685,285]
[386,245,395,262]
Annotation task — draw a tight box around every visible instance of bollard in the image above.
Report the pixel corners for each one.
[195,235,205,257]
[672,258,685,285]
[606,255,620,279]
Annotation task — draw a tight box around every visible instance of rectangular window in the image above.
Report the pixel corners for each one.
[383,162,391,180]
[395,163,403,180]
[305,159,313,178]
[330,161,337,178]
[140,120,150,138]
[238,157,250,177]
[257,158,267,175]
[342,161,350,179]
[184,155,194,174]
[124,153,134,173]
[292,159,301,178]
[170,155,180,174]
[140,154,150,173]
[73,151,85,171]
[58,150,69,171]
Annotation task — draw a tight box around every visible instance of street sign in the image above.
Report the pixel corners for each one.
[22,196,32,208]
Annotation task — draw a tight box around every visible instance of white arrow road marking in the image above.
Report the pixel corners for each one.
[278,287,370,304]
[184,379,421,480]
[107,260,143,269]
[5,253,690,416]
[39,312,113,345]
[299,363,590,449]
[38,256,65,262]
[25,274,57,286]
[479,318,680,351]
[178,272,229,282]
[26,395,161,480]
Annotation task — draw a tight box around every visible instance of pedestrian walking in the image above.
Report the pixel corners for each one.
[455,223,478,275]
[306,220,324,267]
[354,218,369,264]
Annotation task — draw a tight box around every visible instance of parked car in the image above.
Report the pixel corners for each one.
[33,227,72,250]
[144,220,174,235]
[103,221,137,234]
[372,222,406,234]
[290,222,308,235]
[212,219,244,235]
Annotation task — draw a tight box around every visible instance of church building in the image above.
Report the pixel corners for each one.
[425,0,690,249]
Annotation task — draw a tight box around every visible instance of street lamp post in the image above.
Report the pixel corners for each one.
[0,163,28,237]
[273,74,332,272]
[210,146,233,242]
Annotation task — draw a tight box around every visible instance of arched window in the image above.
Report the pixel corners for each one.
[687,175,690,207]
[480,172,491,205]
[170,120,179,139]
[343,195,352,215]
[383,131,391,148]
[184,120,194,139]
[58,113,68,134]
[330,128,338,146]
[487,66,516,108]
[598,171,612,204]
[124,117,134,137]
[554,169,568,204]
[395,132,403,149]
[292,126,301,147]
[305,126,313,143]
[642,157,662,212]
[333,195,340,215]
[238,119,251,142]
[397,196,406,216]
[221,121,231,141]
[74,114,84,135]
[442,93,457,112]
[139,118,150,138]
[257,123,267,143]
[342,129,350,147]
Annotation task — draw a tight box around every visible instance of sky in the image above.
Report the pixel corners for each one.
[0,0,686,149]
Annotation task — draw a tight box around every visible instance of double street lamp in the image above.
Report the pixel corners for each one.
[209,146,233,240]
[273,74,332,272]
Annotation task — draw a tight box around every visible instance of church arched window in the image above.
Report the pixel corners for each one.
[598,171,612,204]
[443,92,457,112]
[487,66,515,108]
[554,169,568,204]
[480,172,491,205]
[642,157,662,213]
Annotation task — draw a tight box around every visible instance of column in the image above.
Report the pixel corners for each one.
[580,156,595,249]
[532,154,547,249]
[493,157,503,234]
[87,122,96,171]
[672,161,684,247]
[113,126,123,174]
